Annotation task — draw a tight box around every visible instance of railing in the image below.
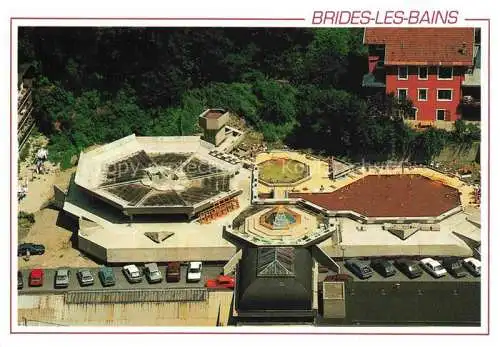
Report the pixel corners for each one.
[17,88,32,112]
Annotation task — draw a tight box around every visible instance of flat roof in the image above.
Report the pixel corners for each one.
[290,174,461,218]
[204,110,225,119]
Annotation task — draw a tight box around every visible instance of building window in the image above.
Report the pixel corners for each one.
[407,107,418,120]
[418,88,428,101]
[437,89,453,101]
[397,88,408,101]
[436,109,447,121]
[418,67,428,80]
[438,67,453,80]
[398,66,408,80]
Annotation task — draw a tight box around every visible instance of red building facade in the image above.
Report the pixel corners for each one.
[363,28,475,122]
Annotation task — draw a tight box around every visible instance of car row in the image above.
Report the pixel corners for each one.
[344,257,481,280]
[17,261,199,289]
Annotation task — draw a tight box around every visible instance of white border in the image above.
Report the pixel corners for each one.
[3,5,491,340]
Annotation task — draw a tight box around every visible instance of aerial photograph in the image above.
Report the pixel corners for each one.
[15,26,482,328]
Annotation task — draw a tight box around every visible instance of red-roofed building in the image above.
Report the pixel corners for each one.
[362,28,480,123]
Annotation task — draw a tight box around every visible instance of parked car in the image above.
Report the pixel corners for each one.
[394,258,423,279]
[205,275,235,289]
[98,267,116,287]
[345,259,373,279]
[144,263,162,284]
[166,262,181,282]
[29,269,44,287]
[18,243,45,257]
[77,269,95,286]
[17,271,23,290]
[187,261,203,282]
[123,264,143,283]
[420,257,447,278]
[463,257,481,277]
[370,258,396,277]
[442,257,467,278]
[54,269,70,288]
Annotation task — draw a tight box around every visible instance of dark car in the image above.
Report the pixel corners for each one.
[370,258,396,277]
[345,259,373,279]
[98,267,116,287]
[394,258,423,279]
[17,271,23,289]
[166,261,181,282]
[18,243,45,257]
[442,257,467,278]
[77,269,95,286]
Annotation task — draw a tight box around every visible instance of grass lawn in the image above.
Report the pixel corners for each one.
[258,158,308,184]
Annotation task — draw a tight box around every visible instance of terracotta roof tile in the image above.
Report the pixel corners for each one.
[364,28,474,66]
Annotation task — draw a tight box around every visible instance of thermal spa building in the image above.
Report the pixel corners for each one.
[62,110,480,265]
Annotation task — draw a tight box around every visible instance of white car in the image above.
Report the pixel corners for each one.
[144,262,162,283]
[187,261,203,282]
[123,264,143,283]
[420,258,447,278]
[463,257,481,276]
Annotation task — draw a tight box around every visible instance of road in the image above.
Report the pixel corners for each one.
[18,264,224,294]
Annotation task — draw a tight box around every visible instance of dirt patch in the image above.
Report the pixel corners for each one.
[18,209,99,269]
[290,174,461,218]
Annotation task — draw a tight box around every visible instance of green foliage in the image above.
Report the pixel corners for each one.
[18,211,36,239]
[25,28,463,167]
[452,119,481,144]
[19,141,31,162]
[414,128,450,162]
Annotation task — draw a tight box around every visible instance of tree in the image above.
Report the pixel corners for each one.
[452,119,480,145]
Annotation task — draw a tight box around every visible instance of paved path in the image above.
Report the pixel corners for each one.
[18,264,224,294]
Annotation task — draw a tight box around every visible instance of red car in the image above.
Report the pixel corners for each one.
[205,275,235,289]
[29,269,44,287]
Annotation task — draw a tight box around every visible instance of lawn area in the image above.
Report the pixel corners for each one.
[258,158,308,184]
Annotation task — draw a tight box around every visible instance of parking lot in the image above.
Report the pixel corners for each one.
[320,260,481,283]
[18,264,224,294]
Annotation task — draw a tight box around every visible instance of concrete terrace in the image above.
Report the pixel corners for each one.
[320,210,479,258]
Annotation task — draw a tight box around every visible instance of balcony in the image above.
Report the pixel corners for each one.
[463,45,480,87]
[461,96,480,108]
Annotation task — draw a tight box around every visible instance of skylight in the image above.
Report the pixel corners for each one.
[257,247,295,277]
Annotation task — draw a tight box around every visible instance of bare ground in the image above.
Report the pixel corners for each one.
[18,208,99,269]
[17,134,98,269]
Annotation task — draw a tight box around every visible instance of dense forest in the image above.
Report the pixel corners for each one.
[18,27,479,167]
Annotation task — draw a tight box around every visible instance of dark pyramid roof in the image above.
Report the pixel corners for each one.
[236,247,313,312]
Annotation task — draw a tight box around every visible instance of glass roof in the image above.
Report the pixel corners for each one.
[257,247,295,277]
